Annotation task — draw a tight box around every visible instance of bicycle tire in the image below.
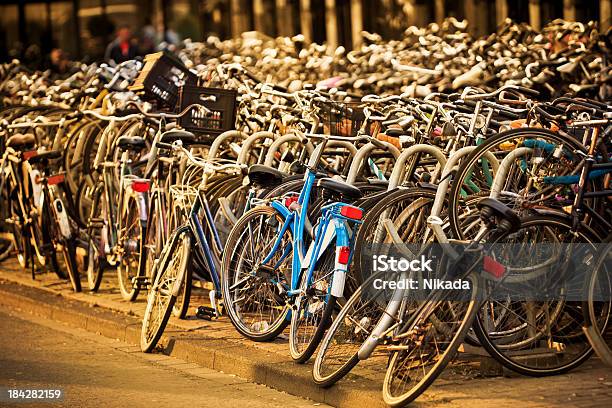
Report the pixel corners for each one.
[473,214,601,376]
[289,246,337,363]
[117,193,144,301]
[382,273,480,407]
[141,229,192,352]
[448,127,588,240]
[221,205,291,342]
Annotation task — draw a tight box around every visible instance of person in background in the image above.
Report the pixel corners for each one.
[23,44,43,71]
[104,26,138,64]
[47,48,73,76]
[139,18,158,55]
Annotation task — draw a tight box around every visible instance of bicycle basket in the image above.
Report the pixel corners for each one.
[128,51,197,107]
[169,184,198,211]
[318,102,365,137]
[177,86,238,140]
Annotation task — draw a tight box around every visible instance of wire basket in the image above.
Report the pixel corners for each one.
[169,184,198,211]
[318,101,365,137]
[128,51,197,107]
[177,86,238,140]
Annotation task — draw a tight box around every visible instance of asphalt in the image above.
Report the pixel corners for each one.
[0,262,611,407]
[0,309,328,408]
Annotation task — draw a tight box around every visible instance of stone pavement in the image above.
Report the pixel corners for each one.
[0,260,611,407]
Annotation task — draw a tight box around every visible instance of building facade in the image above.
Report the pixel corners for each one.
[0,0,609,62]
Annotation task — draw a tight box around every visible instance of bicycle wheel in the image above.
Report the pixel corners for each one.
[171,197,193,319]
[141,229,191,352]
[382,273,479,407]
[221,205,291,341]
[173,263,192,319]
[58,238,81,292]
[117,193,144,301]
[86,184,107,291]
[289,246,336,363]
[473,214,601,376]
[313,269,389,387]
[353,187,437,286]
[8,193,30,268]
[584,242,612,366]
[40,190,67,280]
[140,191,163,289]
[19,165,46,267]
[448,127,588,240]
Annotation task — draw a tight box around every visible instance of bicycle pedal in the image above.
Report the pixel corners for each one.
[131,276,150,289]
[196,306,216,320]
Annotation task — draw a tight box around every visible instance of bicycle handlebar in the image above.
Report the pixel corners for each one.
[84,102,211,122]
[162,140,245,174]
[300,132,386,148]
[461,85,540,101]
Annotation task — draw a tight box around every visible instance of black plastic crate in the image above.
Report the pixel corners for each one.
[128,51,197,107]
[177,86,237,137]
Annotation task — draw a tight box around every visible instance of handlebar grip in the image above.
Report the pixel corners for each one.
[155,142,174,151]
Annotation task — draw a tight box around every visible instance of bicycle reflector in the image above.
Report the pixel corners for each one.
[337,246,351,265]
[483,255,506,279]
[340,205,363,220]
[284,195,298,208]
[131,180,150,193]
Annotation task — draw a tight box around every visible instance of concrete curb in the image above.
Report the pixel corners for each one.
[0,279,385,408]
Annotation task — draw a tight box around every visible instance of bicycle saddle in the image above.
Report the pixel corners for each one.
[477,198,521,234]
[160,130,196,145]
[26,149,62,164]
[116,136,147,151]
[6,133,36,148]
[248,164,287,187]
[384,128,405,137]
[317,177,362,201]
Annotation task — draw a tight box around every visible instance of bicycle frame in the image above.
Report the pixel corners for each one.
[164,183,225,314]
[259,139,362,302]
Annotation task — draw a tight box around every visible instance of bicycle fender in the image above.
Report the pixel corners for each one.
[270,201,291,222]
[303,219,337,270]
[331,219,349,298]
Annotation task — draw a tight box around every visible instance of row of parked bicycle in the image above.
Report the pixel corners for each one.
[2,18,610,107]
[1,23,611,407]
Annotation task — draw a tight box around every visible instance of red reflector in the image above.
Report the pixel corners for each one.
[47,174,65,185]
[131,181,150,193]
[483,256,506,278]
[340,205,363,220]
[337,246,350,265]
[284,195,298,208]
[23,150,38,160]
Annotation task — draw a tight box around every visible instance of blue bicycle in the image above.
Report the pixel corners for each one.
[221,133,377,362]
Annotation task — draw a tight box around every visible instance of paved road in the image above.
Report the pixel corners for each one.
[0,309,326,408]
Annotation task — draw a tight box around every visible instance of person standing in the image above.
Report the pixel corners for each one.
[139,18,158,55]
[104,26,138,64]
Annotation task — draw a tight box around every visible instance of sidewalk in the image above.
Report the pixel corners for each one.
[0,261,611,407]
